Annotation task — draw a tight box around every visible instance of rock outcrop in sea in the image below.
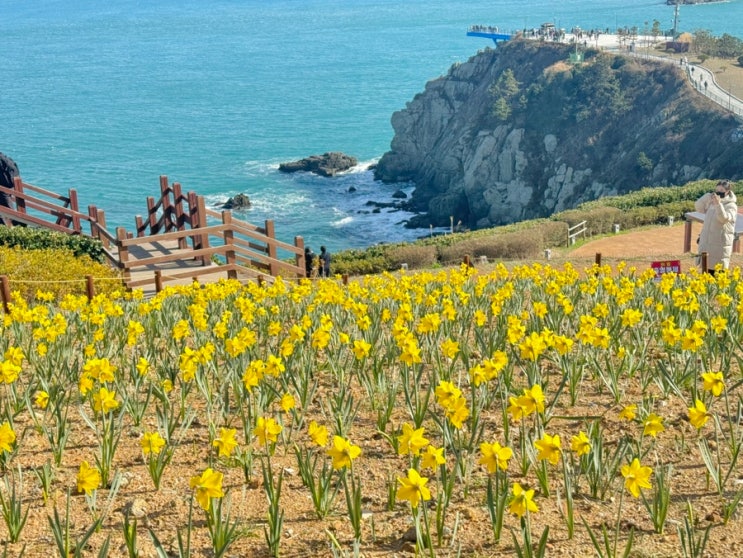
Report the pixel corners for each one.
[279,152,358,177]
[222,193,252,210]
[374,40,743,229]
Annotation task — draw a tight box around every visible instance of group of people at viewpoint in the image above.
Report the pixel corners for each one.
[696,180,738,275]
[304,245,331,278]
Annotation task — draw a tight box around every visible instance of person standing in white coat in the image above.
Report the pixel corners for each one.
[695,180,738,274]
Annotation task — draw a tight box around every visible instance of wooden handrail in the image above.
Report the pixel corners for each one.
[125,262,275,290]
[119,245,225,269]
[10,179,71,203]
[0,207,86,233]
[118,223,228,247]
[204,207,265,233]
[207,219,303,256]
[0,185,89,222]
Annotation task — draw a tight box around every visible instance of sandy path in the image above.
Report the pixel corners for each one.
[570,224,691,258]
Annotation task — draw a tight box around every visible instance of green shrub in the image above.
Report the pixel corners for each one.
[0,226,106,262]
[578,180,725,211]
[331,252,391,276]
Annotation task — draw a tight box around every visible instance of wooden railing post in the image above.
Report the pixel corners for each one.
[86,275,95,301]
[595,253,602,266]
[155,270,163,293]
[146,197,157,235]
[265,220,279,277]
[12,177,25,215]
[161,176,174,233]
[0,275,10,313]
[69,189,81,233]
[295,236,306,278]
[196,195,209,265]
[97,209,108,247]
[88,205,99,240]
[222,211,237,279]
[135,215,144,237]
[683,219,693,253]
[116,227,131,286]
[701,252,708,272]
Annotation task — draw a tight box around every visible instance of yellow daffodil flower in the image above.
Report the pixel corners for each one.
[621,458,652,498]
[421,445,446,470]
[570,431,591,456]
[479,441,513,473]
[688,399,710,430]
[535,433,562,465]
[253,417,282,446]
[509,482,538,518]
[396,468,431,509]
[326,435,361,470]
[397,423,429,456]
[642,413,665,438]
[189,468,224,510]
[77,461,101,496]
[701,371,725,397]
[212,427,238,458]
[308,420,329,447]
[141,431,166,456]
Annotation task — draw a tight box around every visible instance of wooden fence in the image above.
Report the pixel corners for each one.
[567,220,587,246]
[0,177,119,264]
[0,175,306,294]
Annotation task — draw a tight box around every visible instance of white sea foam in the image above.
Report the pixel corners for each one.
[340,159,380,175]
[331,216,354,227]
[242,160,282,175]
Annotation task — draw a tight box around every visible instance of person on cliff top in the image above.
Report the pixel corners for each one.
[319,246,331,277]
[695,179,737,275]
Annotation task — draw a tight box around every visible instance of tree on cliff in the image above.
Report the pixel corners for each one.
[567,56,629,123]
[489,69,521,121]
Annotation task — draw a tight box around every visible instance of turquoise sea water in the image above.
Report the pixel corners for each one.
[3,0,743,251]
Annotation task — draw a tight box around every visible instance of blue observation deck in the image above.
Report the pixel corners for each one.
[467,25,512,44]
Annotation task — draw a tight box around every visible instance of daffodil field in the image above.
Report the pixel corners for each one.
[1,261,742,556]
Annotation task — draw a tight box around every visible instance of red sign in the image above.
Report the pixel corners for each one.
[651,260,681,279]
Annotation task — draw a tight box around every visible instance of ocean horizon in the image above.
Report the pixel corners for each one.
[4,0,743,252]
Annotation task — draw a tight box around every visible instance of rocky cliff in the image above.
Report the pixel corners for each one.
[374,40,743,229]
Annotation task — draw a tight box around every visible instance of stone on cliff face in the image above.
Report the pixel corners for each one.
[222,193,252,210]
[0,152,20,209]
[279,152,358,177]
[391,189,408,199]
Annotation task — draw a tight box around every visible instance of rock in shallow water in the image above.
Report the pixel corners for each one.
[279,152,358,177]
